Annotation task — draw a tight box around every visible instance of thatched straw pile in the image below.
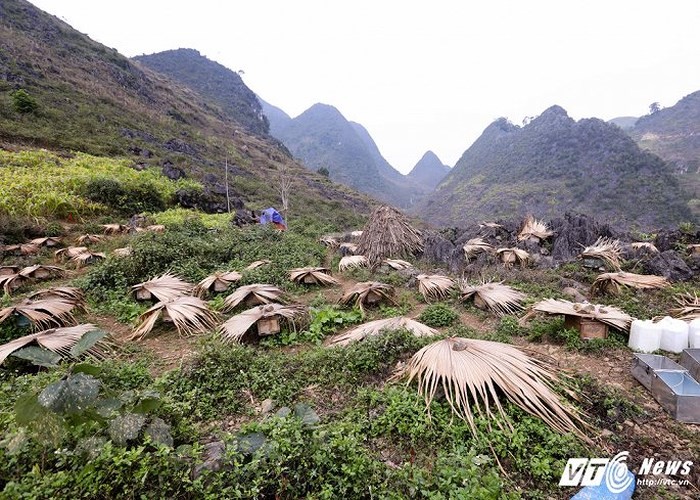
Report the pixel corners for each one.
[591,272,669,296]
[356,206,423,266]
[579,237,622,269]
[525,299,633,332]
[460,281,527,316]
[517,215,553,242]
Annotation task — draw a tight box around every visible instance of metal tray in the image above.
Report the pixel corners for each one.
[679,349,700,382]
[632,354,687,391]
[650,370,700,424]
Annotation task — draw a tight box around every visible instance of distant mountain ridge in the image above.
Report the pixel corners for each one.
[416,105,692,229]
[133,48,269,137]
[267,102,424,207]
[407,151,450,189]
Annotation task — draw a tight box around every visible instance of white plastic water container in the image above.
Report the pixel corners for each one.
[628,319,662,353]
[659,316,689,353]
[689,318,700,349]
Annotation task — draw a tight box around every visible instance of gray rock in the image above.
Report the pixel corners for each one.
[645,250,693,281]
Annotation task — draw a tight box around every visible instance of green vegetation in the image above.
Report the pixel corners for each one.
[417,303,459,327]
[10,88,37,114]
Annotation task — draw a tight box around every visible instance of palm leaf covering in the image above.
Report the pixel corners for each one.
[579,237,622,269]
[2,243,40,256]
[630,242,658,254]
[55,246,89,262]
[460,281,527,316]
[194,271,242,297]
[496,247,530,267]
[244,260,271,271]
[463,238,493,260]
[319,235,339,248]
[356,205,423,266]
[29,236,62,247]
[19,264,65,280]
[289,267,339,286]
[670,293,700,321]
[327,316,437,347]
[0,265,20,276]
[219,303,307,343]
[0,273,28,294]
[0,299,79,330]
[71,251,106,268]
[0,324,109,366]
[517,215,553,242]
[101,223,129,235]
[131,272,193,302]
[76,234,103,245]
[417,274,455,302]
[338,281,396,313]
[222,284,285,312]
[399,337,590,442]
[338,255,368,272]
[591,272,669,295]
[131,296,219,340]
[27,287,86,311]
[527,299,633,332]
[382,259,413,270]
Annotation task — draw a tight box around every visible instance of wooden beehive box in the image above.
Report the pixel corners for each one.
[564,315,608,340]
[257,317,280,336]
[213,280,229,292]
[32,268,52,279]
[135,288,153,301]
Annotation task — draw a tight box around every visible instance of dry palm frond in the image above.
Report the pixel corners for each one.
[670,292,700,321]
[319,235,339,248]
[517,215,553,242]
[101,223,129,235]
[463,238,493,260]
[27,287,86,311]
[19,264,65,280]
[459,281,527,316]
[339,242,358,255]
[338,255,368,272]
[71,251,106,268]
[400,337,590,442]
[357,205,423,266]
[131,273,193,302]
[113,246,133,258]
[479,222,503,230]
[630,242,658,254]
[289,267,339,286]
[0,299,79,330]
[579,237,622,269]
[76,234,103,246]
[131,296,219,340]
[416,274,455,302]
[496,247,530,267]
[2,243,40,256]
[222,284,285,312]
[244,259,271,271]
[327,316,437,347]
[146,225,165,233]
[382,258,413,270]
[218,303,307,343]
[29,236,62,247]
[54,246,89,262]
[0,273,28,295]
[0,266,20,276]
[194,271,242,297]
[350,230,363,238]
[527,299,632,332]
[591,271,669,295]
[338,281,397,313]
[0,324,108,366]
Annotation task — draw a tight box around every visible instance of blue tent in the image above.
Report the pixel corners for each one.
[259,207,287,229]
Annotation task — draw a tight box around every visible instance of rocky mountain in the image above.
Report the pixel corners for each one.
[417,105,692,229]
[608,116,638,130]
[270,103,422,207]
[133,49,269,137]
[0,0,371,221]
[407,151,450,189]
[259,97,292,137]
[622,91,700,219]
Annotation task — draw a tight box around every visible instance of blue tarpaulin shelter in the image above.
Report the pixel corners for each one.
[259,207,287,230]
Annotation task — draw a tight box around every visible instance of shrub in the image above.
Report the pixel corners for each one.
[11,89,38,114]
[418,303,459,327]
[83,178,166,215]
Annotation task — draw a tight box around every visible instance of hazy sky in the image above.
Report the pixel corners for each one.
[29,0,700,173]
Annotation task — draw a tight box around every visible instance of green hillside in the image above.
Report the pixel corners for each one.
[0,0,371,223]
[417,106,693,229]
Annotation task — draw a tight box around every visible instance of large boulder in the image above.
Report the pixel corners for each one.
[550,213,614,262]
[421,231,462,270]
[645,250,693,281]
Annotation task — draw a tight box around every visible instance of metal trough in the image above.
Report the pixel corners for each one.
[650,371,700,424]
[631,354,687,391]
[679,349,700,382]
